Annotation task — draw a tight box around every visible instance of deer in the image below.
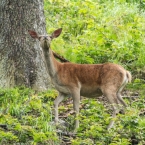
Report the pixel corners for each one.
[28,28,132,132]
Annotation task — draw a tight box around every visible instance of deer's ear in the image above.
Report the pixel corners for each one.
[28,30,39,39]
[51,28,62,39]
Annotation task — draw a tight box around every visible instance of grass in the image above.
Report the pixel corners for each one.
[0,79,145,144]
[0,88,59,144]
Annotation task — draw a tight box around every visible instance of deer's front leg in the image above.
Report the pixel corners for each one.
[54,92,65,124]
[72,90,80,132]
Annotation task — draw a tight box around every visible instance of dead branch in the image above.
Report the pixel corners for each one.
[56,130,76,137]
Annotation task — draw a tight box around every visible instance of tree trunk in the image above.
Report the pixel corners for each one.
[0,0,52,91]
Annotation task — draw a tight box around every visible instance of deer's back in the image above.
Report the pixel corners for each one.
[56,62,126,96]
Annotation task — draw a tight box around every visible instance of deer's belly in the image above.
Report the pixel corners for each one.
[80,87,103,98]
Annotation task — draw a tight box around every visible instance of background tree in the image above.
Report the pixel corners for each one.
[0,0,51,90]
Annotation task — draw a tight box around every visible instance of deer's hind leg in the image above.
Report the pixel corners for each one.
[102,88,120,130]
[117,79,128,108]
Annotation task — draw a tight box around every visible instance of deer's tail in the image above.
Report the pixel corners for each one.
[126,71,132,83]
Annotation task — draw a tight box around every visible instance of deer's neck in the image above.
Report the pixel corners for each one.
[42,47,60,78]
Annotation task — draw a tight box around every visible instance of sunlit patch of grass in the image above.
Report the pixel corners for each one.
[0,88,59,144]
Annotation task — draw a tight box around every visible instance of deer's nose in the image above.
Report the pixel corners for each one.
[44,36,47,40]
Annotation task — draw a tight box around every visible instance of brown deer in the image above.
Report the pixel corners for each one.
[28,28,132,131]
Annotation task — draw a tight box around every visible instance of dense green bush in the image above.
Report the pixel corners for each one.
[44,0,145,72]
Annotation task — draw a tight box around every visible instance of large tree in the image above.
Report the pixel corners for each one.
[0,0,52,90]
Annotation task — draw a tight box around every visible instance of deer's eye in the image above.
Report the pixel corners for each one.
[50,36,53,39]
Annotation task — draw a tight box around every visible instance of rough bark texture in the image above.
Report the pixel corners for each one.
[0,0,52,90]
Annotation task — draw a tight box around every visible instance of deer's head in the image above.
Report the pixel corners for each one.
[28,28,62,50]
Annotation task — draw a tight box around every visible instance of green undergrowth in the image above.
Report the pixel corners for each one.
[0,87,59,145]
[72,92,145,144]
[0,79,145,144]
[44,0,145,74]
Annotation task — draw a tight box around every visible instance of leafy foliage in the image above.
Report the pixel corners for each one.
[0,84,145,144]
[44,0,145,73]
[0,88,59,144]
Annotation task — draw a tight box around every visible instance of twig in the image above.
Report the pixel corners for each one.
[56,130,76,137]
[122,96,139,98]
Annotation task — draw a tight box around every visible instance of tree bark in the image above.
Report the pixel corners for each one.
[0,0,52,91]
